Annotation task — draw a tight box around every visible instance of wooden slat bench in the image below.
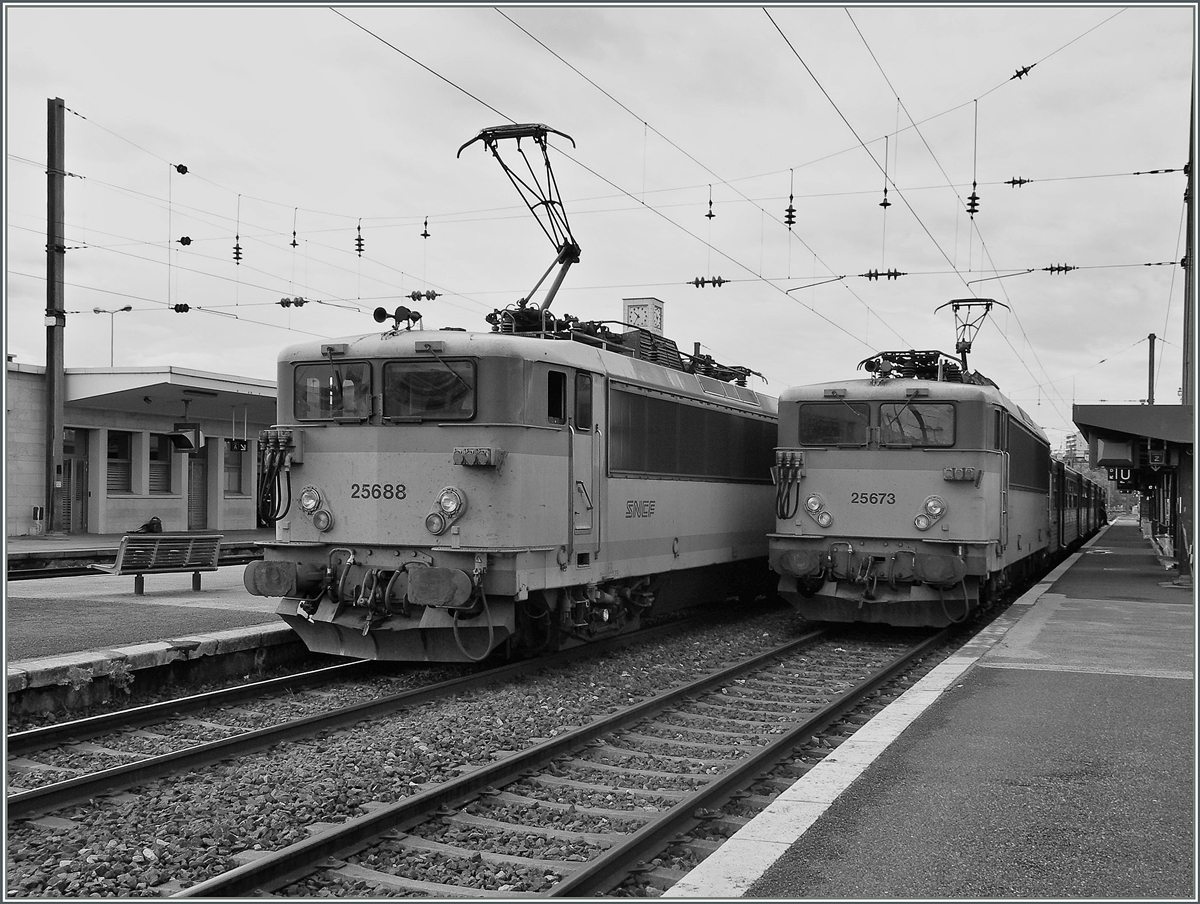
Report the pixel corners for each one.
[90,532,224,595]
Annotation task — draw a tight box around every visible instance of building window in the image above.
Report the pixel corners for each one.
[224,441,244,494]
[149,434,174,494]
[107,431,133,493]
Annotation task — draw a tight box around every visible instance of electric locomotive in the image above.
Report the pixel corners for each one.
[769,347,1103,627]
[244,123,779,662]
[244,310,778,661]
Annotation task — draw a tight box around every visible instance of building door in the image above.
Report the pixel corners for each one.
[62,428,89,534]
[63,459,89,533]
[188,453,208,530]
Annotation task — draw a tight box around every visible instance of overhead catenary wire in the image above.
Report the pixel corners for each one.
[331,7,905,356]
[8,9,1181,415]
[495,6,912,348]
[828,7,1158,426]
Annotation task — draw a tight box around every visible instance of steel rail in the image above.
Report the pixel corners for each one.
[8,660,378,756]
[6,614,719,820]
[549,626,954,896]
[172,628,830,897]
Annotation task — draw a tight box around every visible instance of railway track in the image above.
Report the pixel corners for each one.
[184,627,949,897]
[5,611,957,897]
[5,611,743,818]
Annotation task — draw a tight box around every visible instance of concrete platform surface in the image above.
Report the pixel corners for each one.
[668,516,1194,899]
[5,556,291,699]
[5,565,279,662]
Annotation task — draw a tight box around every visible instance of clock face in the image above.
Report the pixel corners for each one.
[626,302,663,332]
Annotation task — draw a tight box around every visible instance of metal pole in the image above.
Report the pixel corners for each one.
[1184,74,1195,407]
[1148,333,1156,405]
[45,97,66,534]
[1174,73,1194,581]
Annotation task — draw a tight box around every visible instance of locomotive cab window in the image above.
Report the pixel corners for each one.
[383,359,475,420]
[797,402,869,446]
[879,402,955,447]
[547,371,567,425]
[293,361,372,420]
[575,372,593,431]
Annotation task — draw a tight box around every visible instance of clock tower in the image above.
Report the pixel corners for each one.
[623,297,665,336]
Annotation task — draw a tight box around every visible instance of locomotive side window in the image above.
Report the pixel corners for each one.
[879,402,955,447]
[575,372,593,431]
[610,386,774,482]
[293,362,372,420]
[547,371,567,425]
[1007,415,1051,491]
[382,360,475,420]
[797,402,869,446]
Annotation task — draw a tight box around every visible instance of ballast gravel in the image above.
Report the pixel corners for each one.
[6,608,804,897]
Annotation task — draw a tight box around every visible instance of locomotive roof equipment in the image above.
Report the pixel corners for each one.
[458,123,580,320]
[933,297,1010,372]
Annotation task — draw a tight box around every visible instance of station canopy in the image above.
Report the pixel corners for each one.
[1073,403,1193,469]
[63,366,276,426]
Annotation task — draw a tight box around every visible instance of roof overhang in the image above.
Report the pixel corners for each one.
[1073,403,1193,469]
[1073,404,1194,445]
[63,366,277,424]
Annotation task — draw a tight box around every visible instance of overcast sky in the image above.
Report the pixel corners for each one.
[5,4,1195,447]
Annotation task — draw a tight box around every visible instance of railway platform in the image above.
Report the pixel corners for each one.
[668,514,1195,899]
[5,519,1195,897]
[5,530,288,701]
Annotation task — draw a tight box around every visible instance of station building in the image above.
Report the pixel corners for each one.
[6,359,276,537]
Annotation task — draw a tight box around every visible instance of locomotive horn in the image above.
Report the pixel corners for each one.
[373,307,389,323]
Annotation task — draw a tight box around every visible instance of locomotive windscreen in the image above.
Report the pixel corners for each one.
[797,402,869,446]
[383,360,476,420]
[879,402,955,447]
[293,362,372,420]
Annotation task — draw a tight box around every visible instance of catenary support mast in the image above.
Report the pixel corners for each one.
[45,97,66,534]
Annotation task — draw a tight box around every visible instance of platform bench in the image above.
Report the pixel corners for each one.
[91,532,224,595]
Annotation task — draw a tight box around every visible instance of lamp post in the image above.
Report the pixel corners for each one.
[93,305,132,366]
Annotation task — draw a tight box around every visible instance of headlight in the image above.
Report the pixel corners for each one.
[924,495,947,517]
[425,511,448,535]
[312,509,334,532]
[436,487,466,517]
[299,486,322,513]
[816,510,833,528]
[804,494,824,513]
[914,513,932,531]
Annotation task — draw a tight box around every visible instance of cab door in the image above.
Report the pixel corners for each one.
[570,372,598,560]
[996,408,1009,552]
